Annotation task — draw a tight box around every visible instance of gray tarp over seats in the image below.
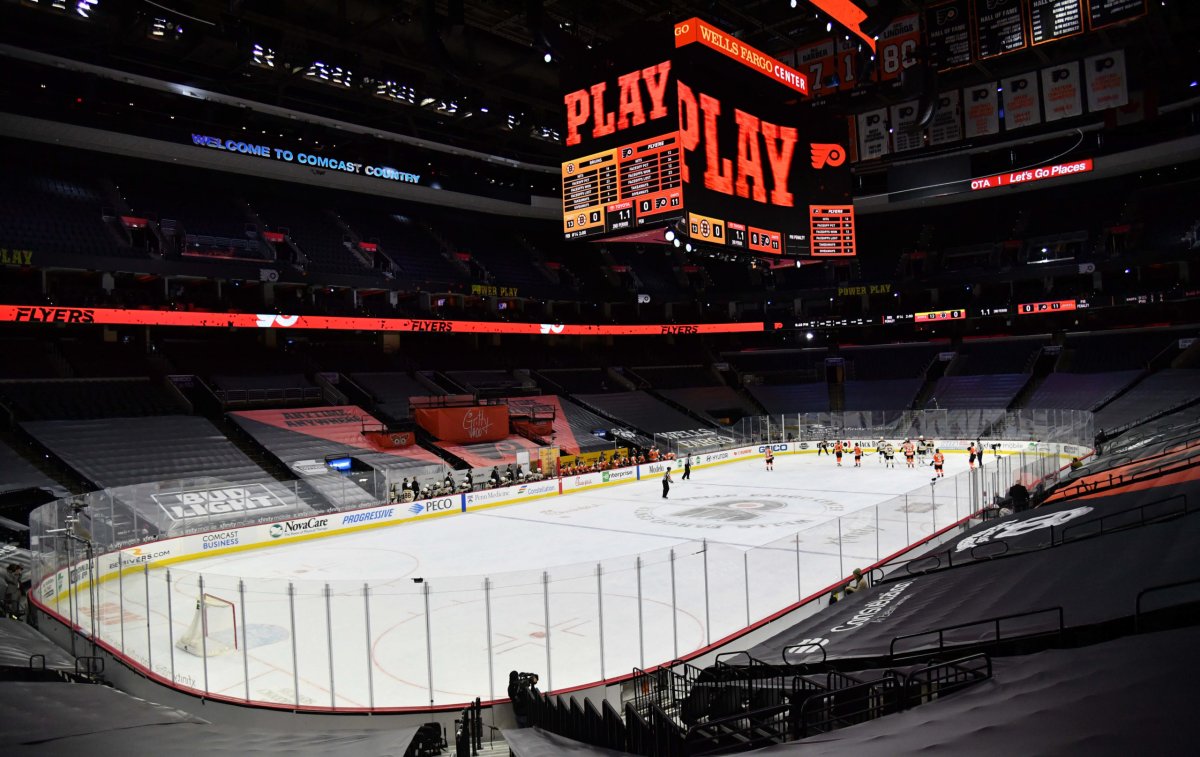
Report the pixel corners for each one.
[747,498,1200,663]
[1024,371,1140,410]
[1094,369,1200,430]
[0,617,76,672]
[0,682,418,756]
[659,386,757,426]
[747,383,830,415]
[349,371,443,421]
[21,416,269,488]
[503,727,634,757]
[748,626,1198,757]
[575,391,714,435]
[229,406,444,503]
[0,439,67,497]
[506,395,622,454]
[556,396,641,452]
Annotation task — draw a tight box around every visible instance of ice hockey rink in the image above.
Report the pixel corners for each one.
[73,450,989,709]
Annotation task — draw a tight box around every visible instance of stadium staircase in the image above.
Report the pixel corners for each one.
[1008,342,1064,410]
[643,389,723,434]
[0,429,82,496]
[909,352,953,410]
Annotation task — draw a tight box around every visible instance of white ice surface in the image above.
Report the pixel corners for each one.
[71,452,984,708]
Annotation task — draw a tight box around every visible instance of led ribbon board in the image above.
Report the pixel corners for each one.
[0,305,764,336]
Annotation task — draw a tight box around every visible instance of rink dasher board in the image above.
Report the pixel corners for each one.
[35,441,1075,607]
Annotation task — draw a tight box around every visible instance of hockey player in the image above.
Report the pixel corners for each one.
[833,441,844,467]
[967,443,977,470]
[765,447,775,471]
[902,439,915,468]
[853,443,863,467]
[877,438,887,464]
[932,449,945,477]
[883,442,896,469]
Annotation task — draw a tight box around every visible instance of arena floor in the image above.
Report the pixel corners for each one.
[75,451,984,709]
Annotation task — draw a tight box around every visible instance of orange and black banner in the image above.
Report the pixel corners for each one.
[0,305,764,337]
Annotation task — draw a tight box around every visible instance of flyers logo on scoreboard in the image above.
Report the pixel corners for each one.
[810,143,846,169]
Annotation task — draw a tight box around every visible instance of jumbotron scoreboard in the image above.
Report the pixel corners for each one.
[561,18,856,258]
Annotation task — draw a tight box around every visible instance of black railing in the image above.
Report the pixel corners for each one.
[797,676,903,738]
[903,653,992,708]
[889,606,1064,661]
[1135,576,1200,632]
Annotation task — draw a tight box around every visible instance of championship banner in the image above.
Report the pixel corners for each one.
[856,108,890,161]
[889,100,924,152]
[927,90,963,145]
[1084,50,1128,112]
[414,406,510,444]
[963,83,1000,138]
[0,305,764,337]
[1041,62,1083,122]
[1003,72,1042,130]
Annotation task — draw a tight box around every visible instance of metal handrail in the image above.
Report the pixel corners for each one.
[889,606,1065,661]
[1134,576,1200,632]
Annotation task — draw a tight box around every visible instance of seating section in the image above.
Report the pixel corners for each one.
[22,416,269,488]
[842,344,941,380]
[1025,371,1140,410]
[660,386,757,426]
[350,372,443,421]
[955,337,1045,374]
[1094,369,1200,431]
[629,366,720,389]
[1065,330,1179,372]
[445,370,528,395]
[535,369,614,394]
[0,164,132,259]
[575,390,712,434]
[229,407,446,484]
[57,339,155,379]
[925,374,1029,409]
[843,379,924,411]
[551,396,634,452]
[0,378,183,420]
[726,350,828,384]
[747,383,831,415]
[0,439,66,496]
[250,192,374,277]
[0,339,63,379]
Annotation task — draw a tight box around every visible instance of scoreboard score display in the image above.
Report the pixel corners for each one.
[561,18,855,258]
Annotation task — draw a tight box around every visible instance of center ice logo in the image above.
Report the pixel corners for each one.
[635,495,814,530]
[674,499,785,522]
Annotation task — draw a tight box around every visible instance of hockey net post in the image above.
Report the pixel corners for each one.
[176,593,238,656]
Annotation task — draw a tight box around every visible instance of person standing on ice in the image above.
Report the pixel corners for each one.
[764,447,775,471]
[662,468,672,499]
[683,456,692,480]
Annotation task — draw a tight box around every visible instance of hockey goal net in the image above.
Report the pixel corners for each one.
[176,593,238,656]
